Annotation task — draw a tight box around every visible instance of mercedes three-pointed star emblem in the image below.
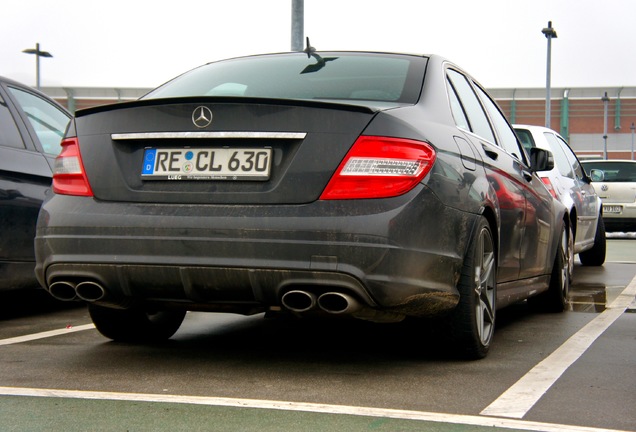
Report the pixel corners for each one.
[192,106,213,128]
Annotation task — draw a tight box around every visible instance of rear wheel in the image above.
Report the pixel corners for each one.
[449,217,496,360]
[579,216,606,266]
[89,304,186,342]
[566,224,574,283]
[530,222,569,312]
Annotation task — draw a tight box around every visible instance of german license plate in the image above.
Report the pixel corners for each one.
[603,204,623,214]
[141,147,272,180]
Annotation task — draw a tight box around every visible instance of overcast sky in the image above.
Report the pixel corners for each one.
[2,0,635,90]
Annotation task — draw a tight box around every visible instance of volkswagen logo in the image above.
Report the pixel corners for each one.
[192,106,213,128]
[601,184,609,192]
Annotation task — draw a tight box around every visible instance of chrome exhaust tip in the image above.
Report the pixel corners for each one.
[48,281,78,302]
[281,290,317,313]
[75,281,107,302]
[317,292,362,314]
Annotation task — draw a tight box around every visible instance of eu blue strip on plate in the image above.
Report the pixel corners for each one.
[142,149,157,175]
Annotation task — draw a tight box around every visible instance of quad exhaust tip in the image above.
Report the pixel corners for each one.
[75,281,107,302]
[281,290,363,315]
[48,280,107,302]
[49,281,78,302]
[281,290,317,313]
[317,292,362,314]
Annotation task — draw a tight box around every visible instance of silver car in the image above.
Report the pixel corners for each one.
[581,159,636,232]
[515,125,606,269]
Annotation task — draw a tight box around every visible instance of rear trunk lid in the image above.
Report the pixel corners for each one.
[74,98,382,205]
[598,182,636,204]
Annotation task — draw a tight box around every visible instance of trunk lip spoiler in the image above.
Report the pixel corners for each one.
[75,96,405,117]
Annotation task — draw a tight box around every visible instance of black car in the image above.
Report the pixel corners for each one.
[34,52,567,358]
[0,76,71,291]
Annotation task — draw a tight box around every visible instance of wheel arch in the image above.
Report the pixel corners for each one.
[547,197,570,268]
[550,213,571,271]
[479,205,499,268]
[568,206,577,240]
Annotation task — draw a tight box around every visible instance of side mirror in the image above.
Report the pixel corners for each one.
[530,147,554,172]
[590,169,605,182]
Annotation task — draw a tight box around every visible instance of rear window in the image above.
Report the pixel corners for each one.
[144,53,427,104]
[582,161,636,182]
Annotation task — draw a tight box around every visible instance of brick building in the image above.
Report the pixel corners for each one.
[491,87,636,160]
[42,85,636,160]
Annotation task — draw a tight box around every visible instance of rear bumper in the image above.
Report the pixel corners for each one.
[602,203,636,231]
[602,217,636,231]
[35,187,476,317]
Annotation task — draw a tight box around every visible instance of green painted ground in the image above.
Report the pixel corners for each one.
[0,396,528,432]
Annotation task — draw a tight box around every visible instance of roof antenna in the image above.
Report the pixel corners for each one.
[300,38,336,74]
[303,37,316,58]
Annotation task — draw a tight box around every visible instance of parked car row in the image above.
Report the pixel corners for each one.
[5,50,609,359]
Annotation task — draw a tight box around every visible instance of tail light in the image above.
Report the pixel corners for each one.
[320,136,436,200]
[52,137,94,197]
[541,177,558,199]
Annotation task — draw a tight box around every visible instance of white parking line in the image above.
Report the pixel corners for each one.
[0,324,95,346]
[0,386,630,432]
[481,275,636,419]
[1,277,634,429]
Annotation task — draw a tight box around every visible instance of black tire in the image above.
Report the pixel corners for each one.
[89,304,186,342]
[448,217,496,360]
[530,222,569,313]
[565,223,574,284]
[579,216,606,266]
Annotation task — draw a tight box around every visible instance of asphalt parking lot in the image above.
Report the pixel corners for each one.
[0,238,635,432]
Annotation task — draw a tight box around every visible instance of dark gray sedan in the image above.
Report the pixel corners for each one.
[34,52,567,358]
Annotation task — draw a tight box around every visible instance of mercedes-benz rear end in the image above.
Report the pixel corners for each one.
[35,52,477,341]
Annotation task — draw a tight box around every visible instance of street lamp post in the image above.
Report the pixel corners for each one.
[602,92,610,160]
[291,0,304,51]
[542,21,557,129]
[22,43,52,90]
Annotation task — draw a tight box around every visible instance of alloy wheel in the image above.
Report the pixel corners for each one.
[474,227,496,346]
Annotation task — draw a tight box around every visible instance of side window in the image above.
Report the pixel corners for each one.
[474,85,527,164]
[446,69,496,143]
[544,132,574,178]
[556,135,586,179]
[0,93,25,149]
[447,79,470,130]
[7,87,70,156]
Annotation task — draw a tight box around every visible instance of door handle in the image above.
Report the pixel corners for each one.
[482,144,498,160]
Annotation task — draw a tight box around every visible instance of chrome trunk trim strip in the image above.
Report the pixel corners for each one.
[111,132,307,140]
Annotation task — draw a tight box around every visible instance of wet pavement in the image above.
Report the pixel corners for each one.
[0,239,634,431]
